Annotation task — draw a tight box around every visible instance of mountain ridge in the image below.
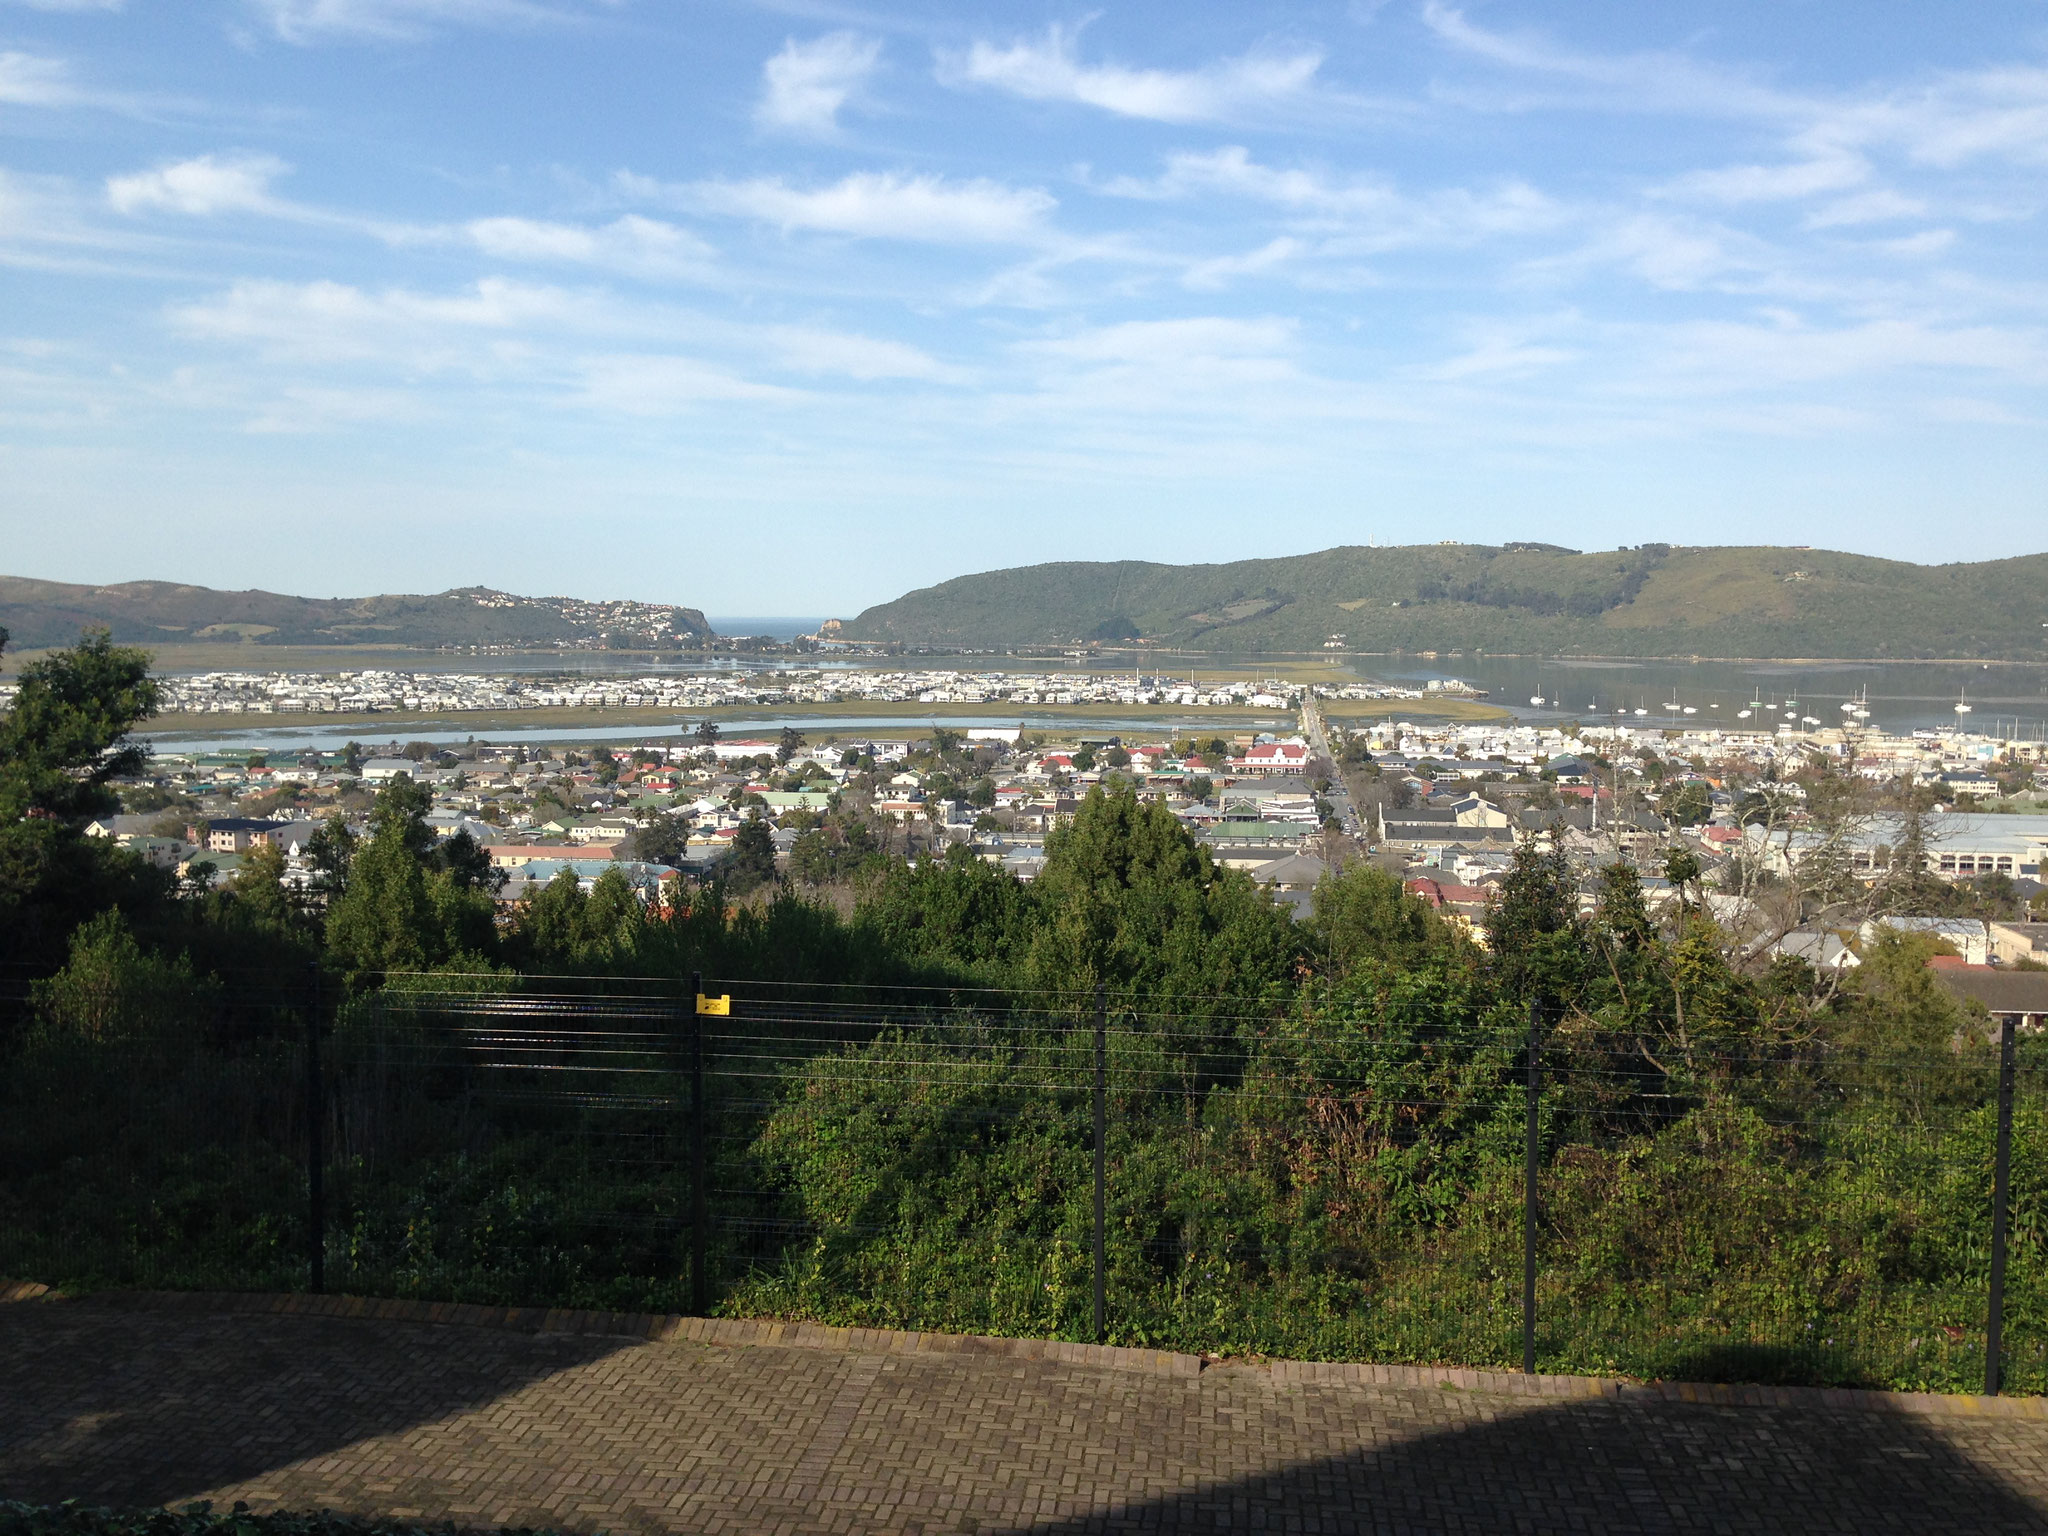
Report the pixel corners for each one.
[841,544,2048,660]
[0,577,714,653]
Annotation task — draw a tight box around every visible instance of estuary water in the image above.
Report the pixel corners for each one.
[1359,656,2048,737]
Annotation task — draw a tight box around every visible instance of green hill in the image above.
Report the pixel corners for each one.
[0,578,714,654]
[843,544,2048,660]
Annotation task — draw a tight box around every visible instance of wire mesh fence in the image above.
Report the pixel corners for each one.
[1,967,2041,1394]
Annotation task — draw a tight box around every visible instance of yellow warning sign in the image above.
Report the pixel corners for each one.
[695,994,731,1016]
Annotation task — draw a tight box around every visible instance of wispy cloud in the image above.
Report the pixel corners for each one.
[1106,147,1561,252]
[1805,189,1926,228]
[1180,237,1302,291]
[683,170,1055,244]
[576,353,799,414]
[1420,0,1795,119]
[1662,154,1869,206]
[167,276,599,364]
[942,24,1324,125]
[107,153,289,216]
[461,214,717,280]
[756,31,881,138]
[765,325,960,381]
[249,0,582,44]
[0,50,86,106]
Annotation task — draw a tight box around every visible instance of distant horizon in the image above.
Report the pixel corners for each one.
[7,532,2048,625]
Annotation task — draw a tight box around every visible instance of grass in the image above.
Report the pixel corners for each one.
[1320,699,1510,724]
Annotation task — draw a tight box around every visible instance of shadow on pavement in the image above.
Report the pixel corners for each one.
[0,1300,636,1509]
[1001,1383,2047,1535]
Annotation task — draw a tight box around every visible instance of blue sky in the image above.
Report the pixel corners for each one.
[3,1,2046,614]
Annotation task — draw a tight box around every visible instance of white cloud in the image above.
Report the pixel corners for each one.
[1640,315,2045,390]
[1423,2,2048,176]
[689,171,1054,245]
[0,51,83,106]
[756,32,881,139]
[167,276,594,363]
[464,214,716,280]
[250,0,572,44]
[1420,0,1794,120]
[242,383,424,434]
[1873,229,1956,258]
[944,24,1323,124]
[107,154,288,216]
[577,353,798,415]
[1180,237,1302,291]
[1027,316,1297,366]
[1663,155,1869,205]
[1805,189,1927,228]
[1109,147,1561,252]
[1425,317,1579,381]
[1523,213,1753,292]
[765,326,958,382]
[0,0,124,10]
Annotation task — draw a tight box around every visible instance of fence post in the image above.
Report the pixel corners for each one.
[306,964,325,1296]
[1523,998,1541,1374]
[690,970,708,1317]
[1093,983,1106,1346]
[1986,1014,2017,1395]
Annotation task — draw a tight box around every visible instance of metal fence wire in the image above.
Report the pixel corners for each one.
[0,968,2041,1395]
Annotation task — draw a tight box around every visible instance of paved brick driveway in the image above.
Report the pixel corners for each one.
[3,1299,2047,1534]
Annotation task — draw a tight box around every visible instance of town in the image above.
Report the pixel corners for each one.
[101,665,1404,716]
[82,669,2048,1003]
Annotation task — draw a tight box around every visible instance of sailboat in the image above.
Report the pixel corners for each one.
[1633,696,1648,717]
[1737,686,1760,721]
[1955,687,1973,728]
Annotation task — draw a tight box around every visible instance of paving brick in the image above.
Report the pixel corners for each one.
[2,1301,2046,1532]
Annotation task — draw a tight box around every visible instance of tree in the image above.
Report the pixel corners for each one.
[725,814,779,894]
[1487,834,1588,1007]
[623,814,690,866]
[324,779,496,981]
[306,815,358,901]
[31,908,217,1043]
[1071,746,1097,773]
[342,741,366,775]
[788,827,833,887]
[223,839,303,939]
[777,727,806,765]
[0,627,159,826]
[694,718,721,748]
[0,628,168,973]
[1309,863,1447,978]
[967,776,997,809]
[1663,846,1703,913]
[1026,782,1298,1008]
[1187,775,1213,803]
[1102,745,1131,769]
[1663,780,1712,827]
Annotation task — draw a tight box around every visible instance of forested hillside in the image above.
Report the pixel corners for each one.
[0,577,713,652]
[845,544,2048,659]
